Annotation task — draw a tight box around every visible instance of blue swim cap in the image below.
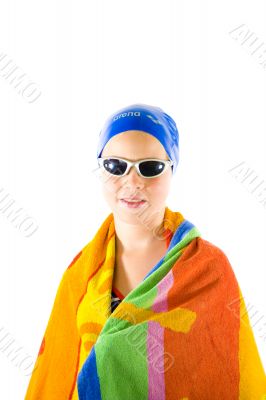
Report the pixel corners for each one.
[96,103,180,174]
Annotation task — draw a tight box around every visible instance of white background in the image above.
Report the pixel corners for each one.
[0,0,265,398]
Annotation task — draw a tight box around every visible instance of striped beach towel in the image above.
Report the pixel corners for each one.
[24,207,266,399]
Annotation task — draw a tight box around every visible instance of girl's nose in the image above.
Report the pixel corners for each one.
[122,166,145,188]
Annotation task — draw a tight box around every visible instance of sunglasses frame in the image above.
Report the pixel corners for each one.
[97,156,173,178]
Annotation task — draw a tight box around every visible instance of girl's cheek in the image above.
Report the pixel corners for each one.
[149,180,166,192]
[101,173,120,192]
[151,180,171,199]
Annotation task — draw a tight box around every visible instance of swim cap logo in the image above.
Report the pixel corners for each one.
[146,114,163,125]
[113,111,140,121]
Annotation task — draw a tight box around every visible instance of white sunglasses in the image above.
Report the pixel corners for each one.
[97,156,173,178]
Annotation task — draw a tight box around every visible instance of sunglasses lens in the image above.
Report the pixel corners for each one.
[103,159,127,175]
[139,161,165,177]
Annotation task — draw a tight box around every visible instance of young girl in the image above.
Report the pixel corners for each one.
[25,103,266,399]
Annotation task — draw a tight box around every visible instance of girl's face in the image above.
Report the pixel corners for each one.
[99,130,173,227]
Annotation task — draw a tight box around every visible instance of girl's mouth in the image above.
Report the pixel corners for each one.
[119,199,147,208]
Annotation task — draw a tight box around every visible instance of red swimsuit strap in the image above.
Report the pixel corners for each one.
[112,286,125,300]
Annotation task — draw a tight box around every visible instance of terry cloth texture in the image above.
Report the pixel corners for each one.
[24,207,266,399]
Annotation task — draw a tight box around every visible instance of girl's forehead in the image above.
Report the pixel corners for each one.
[101,130,169,159]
